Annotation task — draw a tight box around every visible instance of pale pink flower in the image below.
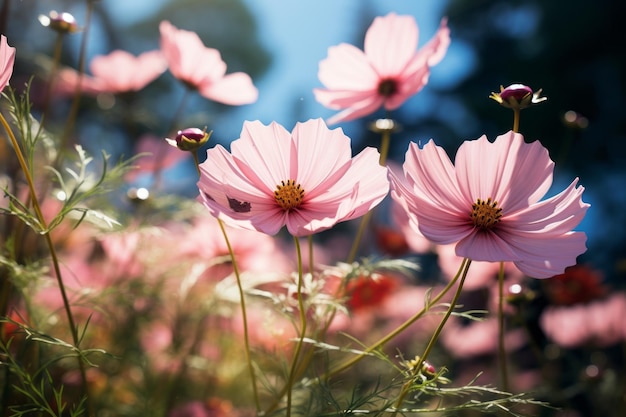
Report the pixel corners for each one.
[540,292,626,348]
[441,316,527,358]
[89,50,166,92]
[0,35,16,90]
[177,214,293,279]
[197,118,389,237]
[54,50,166,96]
[390,131,589,278]
[314,13,450,125]
[159,20,258,105]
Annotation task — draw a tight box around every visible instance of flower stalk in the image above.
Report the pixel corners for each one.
[498,261,509,391]
[191,151,260,412]
[391,258,471,415]
[285,235,307,417]
[0,112,93,417]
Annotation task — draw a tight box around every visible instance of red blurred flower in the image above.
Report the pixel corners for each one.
[373,225,409,257]
[345,274,398,311]
[543,264,606,306]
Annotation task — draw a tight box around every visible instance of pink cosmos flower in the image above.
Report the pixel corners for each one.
[159,20,258,105]
[314,13,450,125]
[540,292,626,348]
[197,118,389,237]
[390,131,589,278]
[0,35,16,90]
[54,50,166,96]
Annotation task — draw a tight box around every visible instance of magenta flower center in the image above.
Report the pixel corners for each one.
[274,179,304,210]
[377,78,398,97]
[470,198,503,229]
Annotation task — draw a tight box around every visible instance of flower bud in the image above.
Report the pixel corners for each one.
[166,127,212,151]
[38,11,80,34]
[490,83,546,110]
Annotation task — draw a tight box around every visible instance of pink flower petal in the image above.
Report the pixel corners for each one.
[230,120,293,190]
[160,20,257,106]
[90,49,166,92]
[454,132,554,212]
[505,178,588,234]
[198,72,258,105]
[317,44,379,91]
[404,140,467,212]
[0,35,15,91]
[456,229,521,262]
[293,119,353,197]
[365,13,418,77]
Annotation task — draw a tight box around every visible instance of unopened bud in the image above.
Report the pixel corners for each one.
[166,127,212,151]
[490,83,546,110]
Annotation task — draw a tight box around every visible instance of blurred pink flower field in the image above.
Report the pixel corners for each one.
[0,4,623,417]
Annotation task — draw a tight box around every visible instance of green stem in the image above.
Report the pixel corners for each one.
[39,32,64,132]
[285,235,307,417]
[308,235,314,274]
[192,152,260,411]
[152,89,191,191]
[325,258,468,379]
[497,261,509,391]
[512,109,520,133]
[378,128,391,166]
[346,128,391,264]
[60,0,94,154]
[391,258,471,415]
[0,112,92,417]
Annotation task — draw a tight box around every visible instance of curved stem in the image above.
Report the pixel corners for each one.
[497,261,509,391]
[1,112,92,417]
[192,152,260,411]
[325,258,469,379]
[285,235,307,417]
[391,258,471,415]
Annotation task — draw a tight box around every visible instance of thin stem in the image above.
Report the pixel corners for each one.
[497,261,509,391]
[285,235,307,417]
[60,0,94,153]
[39,33,64,131]
[391,258,471,415]
[346,211,372,264]
[192,151,260,411]
[346,128,391,263]
[152,88,191,191]
[378,128,392,166]
[0,112,92,417]
[325,258,469,379]
[308,235,314,275]
[218,218,260,411]
[512,108,520,133]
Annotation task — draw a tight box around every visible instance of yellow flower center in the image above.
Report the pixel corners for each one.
[470,198,503,229]
[274,179,304,210]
